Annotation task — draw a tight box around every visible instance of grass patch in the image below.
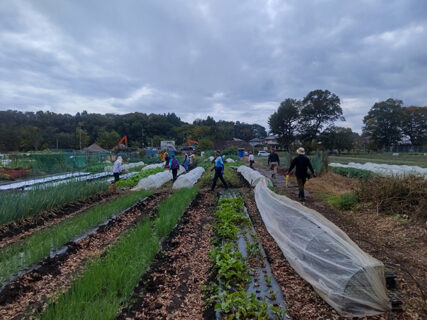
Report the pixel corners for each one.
[39,187,198,320]
[0,189,152,287]
[326,193,358,211]
[0,179,109,225]
[329,153,427,168]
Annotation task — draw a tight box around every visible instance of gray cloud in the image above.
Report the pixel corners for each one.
[1,0,426,132]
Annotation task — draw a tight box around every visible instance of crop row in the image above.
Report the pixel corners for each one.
[39,186,199,319]
[0,179,110,225]
[206,196,286,319]
[0,189,153,287]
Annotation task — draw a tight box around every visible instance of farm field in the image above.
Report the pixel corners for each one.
[0,158,425,319]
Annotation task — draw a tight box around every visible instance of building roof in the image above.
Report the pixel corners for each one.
[82,143,109,153]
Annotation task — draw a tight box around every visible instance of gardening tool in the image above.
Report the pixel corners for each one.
[286,174,289,187]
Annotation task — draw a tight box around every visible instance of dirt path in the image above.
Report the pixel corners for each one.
[117,191,216,320]
[0,191,119,246]
[252,166,426,319]
[0,192,169,320]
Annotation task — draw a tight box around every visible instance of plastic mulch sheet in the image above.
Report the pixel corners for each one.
[172,167,205,189]
[132,165,185,191]
[236,165,391,317]
[104,161,145,172]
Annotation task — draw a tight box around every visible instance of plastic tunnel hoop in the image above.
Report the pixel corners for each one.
[172,167,205,189]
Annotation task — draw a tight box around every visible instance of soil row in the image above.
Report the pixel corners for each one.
[0,191,119,246]
[0,191,169,320]
[117,190,216,320]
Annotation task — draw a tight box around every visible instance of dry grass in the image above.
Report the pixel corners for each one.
[304,171,357,194]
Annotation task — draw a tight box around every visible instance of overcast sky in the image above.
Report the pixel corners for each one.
[0,0,426,133]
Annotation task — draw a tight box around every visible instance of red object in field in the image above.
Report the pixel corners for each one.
[0,167,30,180]
[187,139,199,146]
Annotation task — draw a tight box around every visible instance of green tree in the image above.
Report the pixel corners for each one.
[401,106,427,145]
[75,128,90,149]
[96,130,121,150]
[299,90,344,142]
[20,126,43,150]
[197,138,214,151]
[268,99,300,151]
[363,99,403,149]
[320,126,354,153]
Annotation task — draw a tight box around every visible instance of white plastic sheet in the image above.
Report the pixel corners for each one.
[141,162,165,170]
[329,162,427,178]
[237,165,272,187]
[104,161,145,172]
[226,158,235,163]
[237,166,391,317]
[173,167,205,189]
[132,165,185,191]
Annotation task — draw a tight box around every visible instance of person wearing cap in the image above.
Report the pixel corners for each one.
[286,147,316,201]
[113,156,123,182]
[268,149,280,178]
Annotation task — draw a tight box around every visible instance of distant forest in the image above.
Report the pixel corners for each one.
[0,110,267,151]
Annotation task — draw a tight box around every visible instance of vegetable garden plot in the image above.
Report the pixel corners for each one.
[132,165,186,190]
[252,175,391,317]
[206,191,288,319]
[0,192,168,320]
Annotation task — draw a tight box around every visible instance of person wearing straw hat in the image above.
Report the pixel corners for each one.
[286,147,316,201]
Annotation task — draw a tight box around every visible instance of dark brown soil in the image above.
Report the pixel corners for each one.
[0,190,120,246]
[117,190,216,320]
[0,192,169,320]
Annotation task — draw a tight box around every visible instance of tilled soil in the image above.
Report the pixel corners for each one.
[117,190,216,320]
[0,192,169,320]
[0,191,119,246]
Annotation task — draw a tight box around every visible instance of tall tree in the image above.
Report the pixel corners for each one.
[299,90,344,142]
[363,99,403,149]
[268,99,300,151]
[401,106,427,145]
[320,126,354,153]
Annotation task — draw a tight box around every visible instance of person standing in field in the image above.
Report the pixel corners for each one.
[286,147,316,202]
[248,151,255,169]
[169,154,180,181]
[268,149,280,178]
[211,150,228,191]
[183,152,189,172]
[164,152,170,168]
[113,156,123,182]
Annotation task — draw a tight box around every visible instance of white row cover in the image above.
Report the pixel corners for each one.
[226,158,235,163]
[329,162,427,178]
[104,161,145,172]
[0,172,89,191]
[141,162,165,170]
[132,165,185,191]
[237,165,271,187]
[173,167,205,189]
[237,166,390,317]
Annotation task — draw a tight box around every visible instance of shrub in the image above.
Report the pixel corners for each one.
[329,166,373,179]
[356,176,427,220]
[327,193,358,211]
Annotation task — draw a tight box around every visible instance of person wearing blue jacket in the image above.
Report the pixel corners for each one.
[211,150,228,191]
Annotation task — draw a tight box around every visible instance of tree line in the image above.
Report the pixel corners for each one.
[268,90,426,152]
[0,110,266,152]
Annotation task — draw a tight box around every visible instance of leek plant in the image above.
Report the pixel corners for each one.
[0,189,152,287]
[39,187,198,320]
[0,180,109,225]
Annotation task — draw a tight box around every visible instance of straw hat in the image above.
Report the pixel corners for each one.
[296,147,305,155]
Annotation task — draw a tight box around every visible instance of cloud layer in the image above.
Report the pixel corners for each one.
[1,0,426,132]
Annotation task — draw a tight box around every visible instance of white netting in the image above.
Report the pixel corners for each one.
[237,165,272,187]
[329,162,427,178]
[104,161,145,172]
[226,158,235,163]
[237,166,390,317]
[141,162,165,171]
[132,165,185,190]
[172,167,205,189]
